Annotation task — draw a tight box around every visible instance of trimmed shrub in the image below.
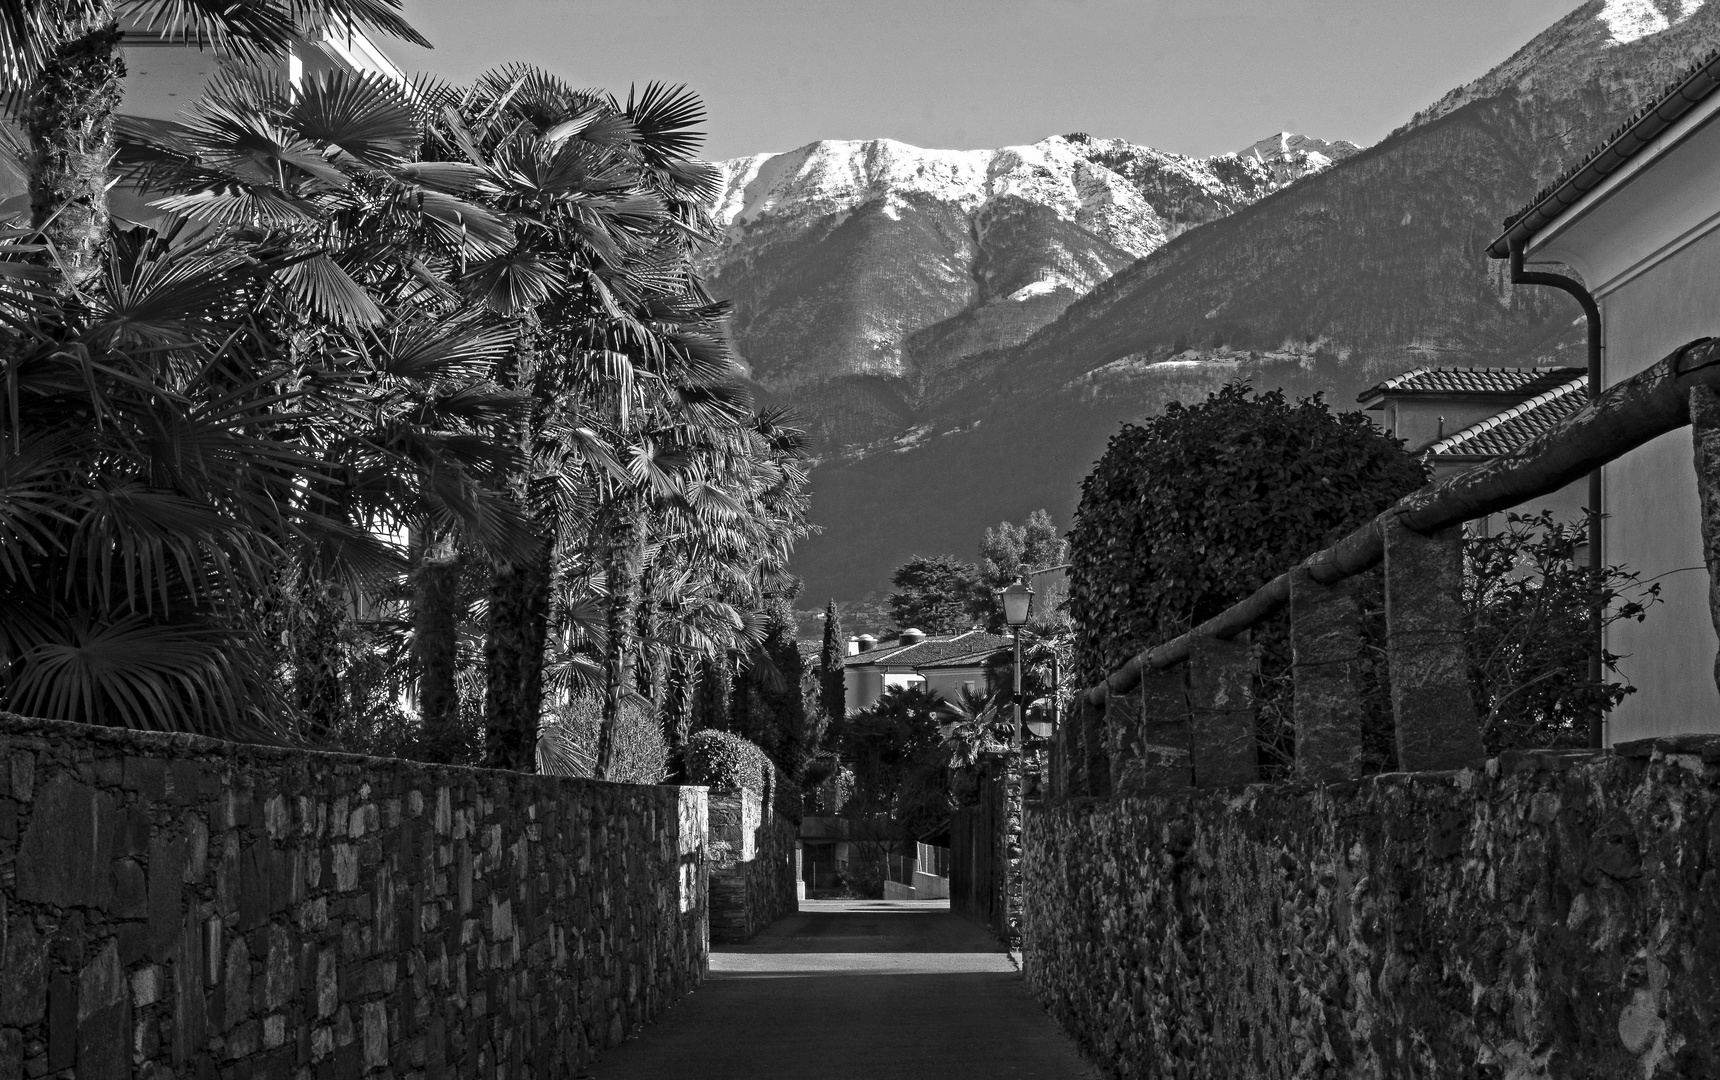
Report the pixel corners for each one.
[685,729,800,820]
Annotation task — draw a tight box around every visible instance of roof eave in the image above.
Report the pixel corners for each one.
[1487,49,1720,260]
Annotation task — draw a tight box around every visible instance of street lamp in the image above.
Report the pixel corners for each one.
[998,579,1032,948]
[1000,580,1033,744]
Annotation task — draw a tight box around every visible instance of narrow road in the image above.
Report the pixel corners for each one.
[584,899,1097,1079]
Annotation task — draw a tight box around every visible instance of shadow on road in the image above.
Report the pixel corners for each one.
[584,900,1097,1079]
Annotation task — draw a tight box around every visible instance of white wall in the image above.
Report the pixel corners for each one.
[1598,233,1720,740]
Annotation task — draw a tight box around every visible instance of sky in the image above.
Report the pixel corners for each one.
[393,0,1584,162]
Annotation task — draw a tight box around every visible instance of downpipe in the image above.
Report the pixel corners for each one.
[1508,238,1605,749]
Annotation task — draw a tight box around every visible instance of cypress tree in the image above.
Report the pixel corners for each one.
[819,600,846,728]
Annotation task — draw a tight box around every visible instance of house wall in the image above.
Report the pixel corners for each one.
[920,667,988,704]
[0,713,708,1080]
[1599,230,1720,741]
[845,666,883,714]
[1524,102,1720,742]
[1388,398,1519,452]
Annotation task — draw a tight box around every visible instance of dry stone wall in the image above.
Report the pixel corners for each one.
[1022,738,1720,1079]
[0,714,709,1080]
[706,789,797,944]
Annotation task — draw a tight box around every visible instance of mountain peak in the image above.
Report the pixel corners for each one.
[699,130,1355,416]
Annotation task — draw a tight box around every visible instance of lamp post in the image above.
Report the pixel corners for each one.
[998,579,1032,949]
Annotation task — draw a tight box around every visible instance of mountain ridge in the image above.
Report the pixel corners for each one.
[697,131,1358,443]
[733,0,1720,602]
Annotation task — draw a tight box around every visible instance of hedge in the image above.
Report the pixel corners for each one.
[685,729,801,821]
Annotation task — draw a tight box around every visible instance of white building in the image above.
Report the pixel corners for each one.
[1489,49,1720,741]
[843,629,1010,715]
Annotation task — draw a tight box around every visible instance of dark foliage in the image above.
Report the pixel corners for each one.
[685,728,799,820]
[818,599,846,726]
[886,554,981,633]
[1069,382,1426,686]
[840,685,950,841]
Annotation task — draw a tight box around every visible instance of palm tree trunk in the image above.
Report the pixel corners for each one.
[482,543,549,771]
[26,2,123,283]
[662,649,692,780]
[414,536,464,762]
[595,501,640,779]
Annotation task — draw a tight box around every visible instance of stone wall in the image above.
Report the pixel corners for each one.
[1022,739,1720,1079]
[706,788,797,944]
[0,714,709,1080]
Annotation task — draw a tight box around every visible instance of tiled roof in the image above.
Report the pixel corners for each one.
[1426,377,1586,459]
[844,630,1012,669]
[913,646,1008,670]
[1358,366,1584,403]
[1490,48,1720,259]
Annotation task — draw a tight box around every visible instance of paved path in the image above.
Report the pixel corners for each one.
[583,899,1097,1079]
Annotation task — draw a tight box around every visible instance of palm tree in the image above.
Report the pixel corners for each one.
[0,63,531,742]
[420,67,736,771]
[3,0,428,281]
[0,224,315,736]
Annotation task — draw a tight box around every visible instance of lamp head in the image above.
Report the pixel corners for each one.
[1000,580,1033,628]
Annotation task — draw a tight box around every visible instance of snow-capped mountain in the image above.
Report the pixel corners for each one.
[699,132,1356,443]
[779,0,1720,605]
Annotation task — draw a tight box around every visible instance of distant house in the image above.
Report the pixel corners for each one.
[1488,48,1720,741]
[3,21,407,214]
[1359,366,1590,530]
[843,629,1012,714]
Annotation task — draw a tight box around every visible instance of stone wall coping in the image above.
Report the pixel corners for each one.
[1042,740,1717,814]
[0,710,709,794]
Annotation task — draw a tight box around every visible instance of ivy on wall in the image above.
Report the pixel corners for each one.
[1068,383,1426,688]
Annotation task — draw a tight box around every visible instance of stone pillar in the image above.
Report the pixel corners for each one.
[1383,517,1485,771]
[1139,666,1193,793]
[1187,633,1256,788]
[1691,386,1720,695]
[1106,685,1146,797]
[1290,567,1366,782]
[1080,695,1111,799]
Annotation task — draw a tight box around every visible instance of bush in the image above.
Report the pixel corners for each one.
[685,729,800,820]
[1068,382,1427,687]
[1465,511,1660,752]
[537,693,669,785]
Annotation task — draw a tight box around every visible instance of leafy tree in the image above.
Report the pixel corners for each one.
[1069,382,1426,686]
[1069,383,1425,775]
[840,684,949,840]
[887,554,980,633]
[972,508,1068,631]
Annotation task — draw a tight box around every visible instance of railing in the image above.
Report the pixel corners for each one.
[1060,337,1720,796]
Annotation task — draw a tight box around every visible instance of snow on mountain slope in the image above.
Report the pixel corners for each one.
[1408,0,1707,130]
[698,132,1355,442]
[784,0,1720,604]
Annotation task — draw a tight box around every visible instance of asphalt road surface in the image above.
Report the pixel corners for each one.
[583,899,1098,1079]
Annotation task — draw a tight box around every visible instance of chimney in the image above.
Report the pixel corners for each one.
[855,634,877,653]
[847,636,859,656]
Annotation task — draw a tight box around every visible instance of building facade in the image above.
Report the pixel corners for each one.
[1490,50,1720,741]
